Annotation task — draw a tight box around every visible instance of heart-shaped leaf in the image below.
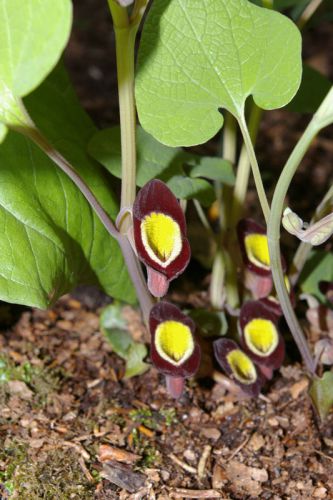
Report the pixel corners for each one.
[136,0,302,146]
[0,0,72,130]
[0,64,135,308]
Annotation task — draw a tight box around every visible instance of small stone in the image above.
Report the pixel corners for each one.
[313,487,327,498]
[8,380,33,400]
[183,449,196,462]
[160,470,170,481]
[251,467,269,482]
[268,417,279,427]
[248,433,265,452]
[200,428,221,441]
[289,378,309,399]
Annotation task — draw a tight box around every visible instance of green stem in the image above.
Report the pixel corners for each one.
[20,122,154,325]
[233,109,270,223]
[290,181,333,285]
[262,0,273,8]
[108,1,146,231]
[193,199,213,234]
[219,113,237,229]
[267,120,320,375]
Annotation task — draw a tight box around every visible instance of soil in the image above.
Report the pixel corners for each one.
[1,1,333,499]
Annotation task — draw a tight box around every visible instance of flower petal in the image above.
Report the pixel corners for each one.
[133,180,191,288]
[149,301,201,377]
[240,300,285,370]
[238,219,286,277]
[213,338,264,397]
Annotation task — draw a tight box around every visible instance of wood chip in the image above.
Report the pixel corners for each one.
[198,445,211,480]
[289,377,309,399]
[170,489,222,498]
[101,462,146,493]
[212,464,227,489]
[98,444,141,464]
[169,453,197,474]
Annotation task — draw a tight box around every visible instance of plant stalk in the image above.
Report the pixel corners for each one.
[267,120,320,375]
[297,0,323,29]
[20,123,154,325]
[237,112,270,224]
[108,1,146,232]
[230,105,263,227]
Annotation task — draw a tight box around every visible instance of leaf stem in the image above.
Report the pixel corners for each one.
[233,107,267,224]
[267,120,320,375]
[107,0,148,231]
[19,123,154,325]
[297,0,323,29]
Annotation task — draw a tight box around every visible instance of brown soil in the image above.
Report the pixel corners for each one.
[0,297,333,499]
[1,1,333,499]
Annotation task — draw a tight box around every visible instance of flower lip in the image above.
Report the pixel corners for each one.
[133,180,190,282]
[237,219,286,277]
[213,338,264,396]
[149,301,201,378]
[239,300,285,369]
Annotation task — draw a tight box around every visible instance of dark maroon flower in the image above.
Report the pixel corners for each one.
[237,219,287,299]
[239,300,285,376]
[133,180,190,297]
[149,301,201,398]
[319,281,333,305]
[213,338,264,397]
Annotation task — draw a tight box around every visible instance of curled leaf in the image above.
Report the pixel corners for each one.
[282,208,333,246]
[309,371,333,421]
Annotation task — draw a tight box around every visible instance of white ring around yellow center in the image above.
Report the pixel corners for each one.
[244,234,270,269]
[155,320,194,366]
[141,212,182,268]
[244,318,278,357]
[226,350,257,384]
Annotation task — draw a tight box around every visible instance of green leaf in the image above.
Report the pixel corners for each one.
[299,251,333,304]
[309,371,333,420]
[100,303,149,378]
[124,343,149,379]
[88,126,184,186]
[188,309,227,338]
[88,126,216,204]
[0,0,72,130]
[186,157,235,185]
[166,176,215,206]
[136,0,302,146]
[288,65,332,114]
[0,64,135,308]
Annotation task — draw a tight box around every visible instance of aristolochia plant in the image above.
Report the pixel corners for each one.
[0,0,332,410]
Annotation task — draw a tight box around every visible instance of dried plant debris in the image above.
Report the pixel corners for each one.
[0,296,331,498]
